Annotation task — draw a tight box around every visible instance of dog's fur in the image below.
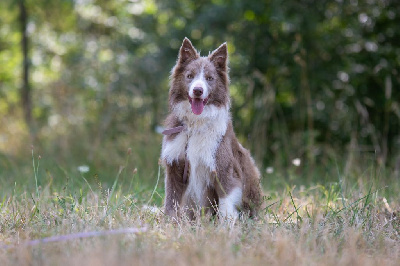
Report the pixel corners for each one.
[161,38,263,220]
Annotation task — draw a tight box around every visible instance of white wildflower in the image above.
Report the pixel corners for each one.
[78,165,90,173]
[265,167,274,174]
[292,158,301,167]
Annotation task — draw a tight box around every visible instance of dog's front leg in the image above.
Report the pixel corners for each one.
[164,160,187,218]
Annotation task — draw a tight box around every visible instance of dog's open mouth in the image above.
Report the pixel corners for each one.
[188,96,208,115]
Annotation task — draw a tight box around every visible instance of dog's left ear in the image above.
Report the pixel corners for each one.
[209,43,228,71]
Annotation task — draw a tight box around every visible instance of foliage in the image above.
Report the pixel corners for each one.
[0,0,399,181]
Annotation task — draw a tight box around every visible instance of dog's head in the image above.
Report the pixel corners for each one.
[169,38,230,115]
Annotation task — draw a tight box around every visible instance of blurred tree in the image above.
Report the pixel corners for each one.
[18,0,32,132]
[0,0,399,177]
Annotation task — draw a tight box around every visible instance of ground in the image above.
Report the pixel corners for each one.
[0,157,399,266]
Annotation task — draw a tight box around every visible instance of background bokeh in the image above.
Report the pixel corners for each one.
[0,0,399,188]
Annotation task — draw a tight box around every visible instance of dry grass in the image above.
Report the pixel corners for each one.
[1,169,399,266]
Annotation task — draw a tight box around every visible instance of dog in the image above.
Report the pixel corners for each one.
[161,38,263,221]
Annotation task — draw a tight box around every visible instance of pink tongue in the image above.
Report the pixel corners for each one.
[191,98,205,115]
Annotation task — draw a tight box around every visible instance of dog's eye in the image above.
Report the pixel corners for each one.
[206,76,214,81]
[187,74,194,79]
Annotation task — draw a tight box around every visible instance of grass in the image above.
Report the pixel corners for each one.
[0,151,399,265]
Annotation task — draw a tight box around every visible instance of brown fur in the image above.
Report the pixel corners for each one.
[162,38,263,219]
[215,122,263,217]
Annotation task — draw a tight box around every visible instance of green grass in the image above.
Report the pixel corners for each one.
[0,151,399,265]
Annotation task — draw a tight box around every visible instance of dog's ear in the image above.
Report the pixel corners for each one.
[209,42,228,71]
[178,38,199,65]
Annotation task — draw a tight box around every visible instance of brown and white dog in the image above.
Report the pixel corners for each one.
[161,38,263,221]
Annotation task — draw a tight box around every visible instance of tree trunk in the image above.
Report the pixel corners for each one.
[19,0,32,132]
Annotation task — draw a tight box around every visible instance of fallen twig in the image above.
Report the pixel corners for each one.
[0,226,147,250]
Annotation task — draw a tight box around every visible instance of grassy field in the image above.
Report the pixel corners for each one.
[0,149,399,266]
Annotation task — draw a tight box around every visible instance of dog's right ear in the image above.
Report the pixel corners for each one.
[178,38,199,65]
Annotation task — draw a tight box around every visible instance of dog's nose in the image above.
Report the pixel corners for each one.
[193,87,203,97]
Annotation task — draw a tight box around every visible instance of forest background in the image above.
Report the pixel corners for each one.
[0,0,399,190]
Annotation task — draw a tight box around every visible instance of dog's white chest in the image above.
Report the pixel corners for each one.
[186,107,229,203]
[161,127,221,169]
[186,129,220,171]
[162,103,229,204]
[185,127,222,203]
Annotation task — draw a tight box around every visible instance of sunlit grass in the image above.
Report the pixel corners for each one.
[0,154,399,265]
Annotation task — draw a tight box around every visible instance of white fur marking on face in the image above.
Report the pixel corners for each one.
[189,68,209,99]
[218,187,242,220]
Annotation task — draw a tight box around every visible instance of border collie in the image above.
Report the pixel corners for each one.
[161,38,263,221]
